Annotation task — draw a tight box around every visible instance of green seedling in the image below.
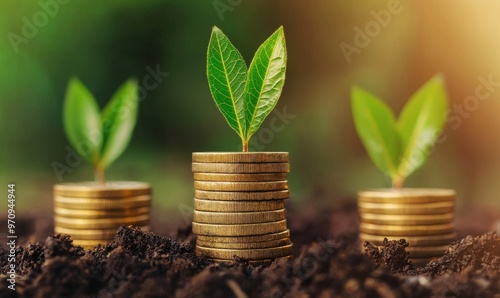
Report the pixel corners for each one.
[351,75,448,188]
[63,78,139,183]
[206,26,287,151]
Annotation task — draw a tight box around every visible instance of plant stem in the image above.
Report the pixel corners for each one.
[95,166,105,184]
[392,175,404,189]
[242,140,248,152]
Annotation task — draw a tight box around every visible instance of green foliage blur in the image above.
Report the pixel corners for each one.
[1,0,500,216]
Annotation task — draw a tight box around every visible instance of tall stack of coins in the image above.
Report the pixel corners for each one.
[53,182,151,248]
[358,189,455,266]
[192,152,293,264]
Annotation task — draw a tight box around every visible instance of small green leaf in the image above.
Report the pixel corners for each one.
[396,75,448,178]
[63,78,102,164]
[351,87,400,179]
[99,79,139,169]
[244,26,287,141]
[206,26,247,141]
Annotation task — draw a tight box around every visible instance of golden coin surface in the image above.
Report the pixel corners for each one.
[193,152,289,163]
[54,195,151,210]
[196,230,290,243]
[54,214,150,229]
[358,189,455,204]
[194,172,288,182]
[54,181,151,198]
[54,207,150,219]
[359,232,456,246]
[359,222,454,236]
[406,245,450,258]
[192,219,287,236]
[193,209,286,224]
[192,162,289,173]
[54,225,150,240]
[194,198,285,212]
[196,244,293,260]
[359,213,454,225]
[194,181,288,192]
[196,237,291,249]
[195,190,289,201]
[357,201,454,215]
[211,256,292,265]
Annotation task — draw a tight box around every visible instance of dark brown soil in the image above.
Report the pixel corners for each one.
[1,203,499,298]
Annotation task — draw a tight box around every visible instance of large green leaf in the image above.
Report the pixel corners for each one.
[396,75,448,178]
[351,87,400,178]
[206,26,247,140]
[244,26,287,140]
[99,79,139,169]
[63,78,102,164]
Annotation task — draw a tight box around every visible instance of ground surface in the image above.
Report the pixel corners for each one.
[0,202,499,298]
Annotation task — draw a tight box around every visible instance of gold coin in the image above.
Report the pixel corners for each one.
[54,181,151,198]
[196,244,293,260]
[194,172,288,182]
[192,162,289,173]
[192,219,288,236]
[359,232,456,246]
[358,189,455,204]
[193,209,286,224]
[194,198,285,212]
[211,256,292,265]
[406,245,450,258]
[54,207,150,219]
[359,222,454,236]
[194,181,288,192]
[359,213,454,225]
[357,201,454,215]
[192,152,289,163]
[195,190,289,201]
[54,225,150,240]
[196,230,290,243]
[197,237,291,249]
[54,195,151,210]
[54,214,150,229]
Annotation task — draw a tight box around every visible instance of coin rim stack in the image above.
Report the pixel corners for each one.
[192,152,293,263]
[358,188,455,266]
[53,181,152,248]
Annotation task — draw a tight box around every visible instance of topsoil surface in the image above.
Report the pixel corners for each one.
[0,202,499,298]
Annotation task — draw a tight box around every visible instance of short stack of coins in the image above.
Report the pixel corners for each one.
[53,181,151,248]
[358,189,456,266]
[192,152,293,264]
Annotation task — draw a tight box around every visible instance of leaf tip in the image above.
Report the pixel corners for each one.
[351,85,366,101]
[127,77,139,87]
[68,76,81,86]
[432,73,445,85]
[274,26,285,39]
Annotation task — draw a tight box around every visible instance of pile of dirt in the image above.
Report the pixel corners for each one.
[363,233,500,297]
[1,224,498,298]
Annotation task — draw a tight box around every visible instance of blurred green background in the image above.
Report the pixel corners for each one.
[1,0,500,219]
